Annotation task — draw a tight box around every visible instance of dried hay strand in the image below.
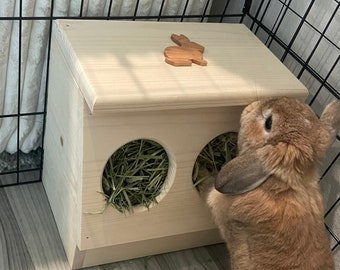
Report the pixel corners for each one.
[192,132,238,189]
[102,139,169,214]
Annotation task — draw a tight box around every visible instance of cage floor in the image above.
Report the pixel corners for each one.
[0,181,231,270]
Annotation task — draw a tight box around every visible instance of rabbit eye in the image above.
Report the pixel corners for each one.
[265,115,272,131]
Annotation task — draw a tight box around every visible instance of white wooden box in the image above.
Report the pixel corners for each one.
[43,20,307,269]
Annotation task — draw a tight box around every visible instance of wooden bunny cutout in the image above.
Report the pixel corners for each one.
[164,34,207,66]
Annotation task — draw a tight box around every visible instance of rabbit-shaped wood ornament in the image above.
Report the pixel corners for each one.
[164,34,207,66]
[204,97,339,270]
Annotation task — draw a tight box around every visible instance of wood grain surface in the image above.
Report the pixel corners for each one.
[53,20,307,113]
[0,182,231,270]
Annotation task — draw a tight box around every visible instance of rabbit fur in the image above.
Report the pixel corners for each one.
[204,97,339,270]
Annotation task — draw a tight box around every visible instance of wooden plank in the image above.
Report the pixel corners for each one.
[0,183,231,270]
[5,183,70,270]
[80,106,241,250]
[206,243,231,269]
[43,37,84,266]
[78,229,223,269]
[0,188,35,270]
[111,245,227,270]
[53,20,308,113]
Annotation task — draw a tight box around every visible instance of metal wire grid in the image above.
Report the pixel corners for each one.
[245,0,340,101]
[0,0,246,21]
[0,0,338,255]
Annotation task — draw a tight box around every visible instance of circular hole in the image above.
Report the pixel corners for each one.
[102,139,170,214]
[192,132,238,190]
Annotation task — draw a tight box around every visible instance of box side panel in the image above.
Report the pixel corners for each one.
[43,37,83,265]
[80,106,243,250]
[78,229,222,269]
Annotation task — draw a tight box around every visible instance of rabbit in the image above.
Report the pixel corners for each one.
[203,97,339,270]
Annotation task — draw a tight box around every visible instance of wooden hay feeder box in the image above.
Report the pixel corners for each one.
[43,20,307,269]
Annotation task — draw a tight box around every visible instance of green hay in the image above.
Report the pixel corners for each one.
[102,139,169,214]
[192,132,238,189]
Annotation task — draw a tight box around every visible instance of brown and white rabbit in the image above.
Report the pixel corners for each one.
[205,97,339,270]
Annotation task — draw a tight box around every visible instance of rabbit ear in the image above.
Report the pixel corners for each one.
[215,151,271,195]
[320,100,340,138]
[315,100,340,159]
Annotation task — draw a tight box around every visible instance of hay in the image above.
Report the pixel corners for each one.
[192,132,238,188]
[102,139,169,214]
